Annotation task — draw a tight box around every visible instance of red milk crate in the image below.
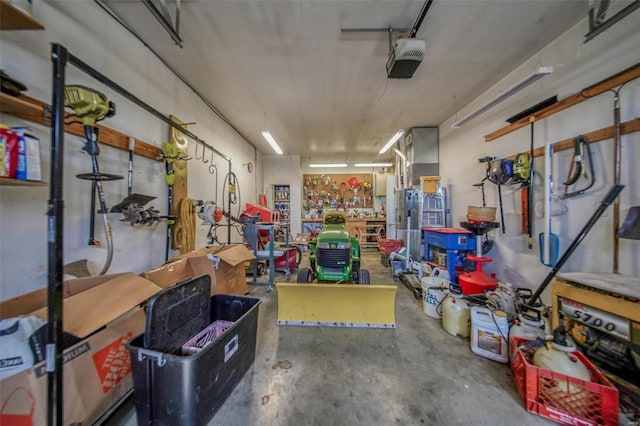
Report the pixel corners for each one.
[511,337,619,426]
[379,239,402,255]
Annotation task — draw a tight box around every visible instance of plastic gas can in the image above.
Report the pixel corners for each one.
[470,307,509,363]
[442,292,470,338]
[509,312,547,361]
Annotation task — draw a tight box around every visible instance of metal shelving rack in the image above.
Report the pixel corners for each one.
[272,184,290,222]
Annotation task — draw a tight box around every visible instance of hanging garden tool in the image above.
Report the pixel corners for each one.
[618,206,640,240]
[527,117,535,249]
[110,136,158,224]
[64,85,122,275]
[538,141,559,267]
[487,158,513,234]
[512,152,531,236]
[562,135,595,199]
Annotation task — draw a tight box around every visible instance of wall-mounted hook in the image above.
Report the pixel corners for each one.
[202,143,209,164]
[208,151,215,170]
[209,162,217,175]
[194,141,203,160]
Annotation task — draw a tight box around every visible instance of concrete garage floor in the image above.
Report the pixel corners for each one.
[106,249,552,426]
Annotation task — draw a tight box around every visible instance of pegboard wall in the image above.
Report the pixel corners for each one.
[302,174,374,209]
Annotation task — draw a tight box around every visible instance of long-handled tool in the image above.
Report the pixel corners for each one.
[527,185,624,306]
[64,85,122,275]
[538,141,559,267]
[528,118,535,249]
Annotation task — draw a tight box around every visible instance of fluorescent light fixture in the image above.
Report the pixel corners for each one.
[261,130,283,155]
[354,162,393,167]
[309,163,347,168]
[378,129,405,154]
[451,66,553,129]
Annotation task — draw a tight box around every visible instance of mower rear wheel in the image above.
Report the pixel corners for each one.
[357,269,370,285]
[296,267,313,283]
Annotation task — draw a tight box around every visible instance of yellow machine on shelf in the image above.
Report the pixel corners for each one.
[276,282,397,328]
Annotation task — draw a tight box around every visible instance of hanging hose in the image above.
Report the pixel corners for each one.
[85,126,115,275]
[222,171,242,223]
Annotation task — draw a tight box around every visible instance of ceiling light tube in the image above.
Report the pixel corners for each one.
[451,66,553,129]
[378,129,405,154]
[262,130,283,155]
[309,163,347,168]
[354,162,393,167]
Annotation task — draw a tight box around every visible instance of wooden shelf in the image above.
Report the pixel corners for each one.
[0,93,162,161]
[0,92,41,114]
[0,178,46,186]
[0,0,44,30]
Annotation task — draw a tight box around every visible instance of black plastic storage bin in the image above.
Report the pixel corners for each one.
[127,276,260,426]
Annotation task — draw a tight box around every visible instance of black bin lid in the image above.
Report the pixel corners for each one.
[144,274,211,353]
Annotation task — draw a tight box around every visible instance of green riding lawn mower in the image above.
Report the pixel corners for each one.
[296,211,370,284]
[277,210,397,328]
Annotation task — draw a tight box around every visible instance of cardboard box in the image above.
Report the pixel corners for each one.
[0,273,162,425]
[420,175,441,193]
[144,244,255,296]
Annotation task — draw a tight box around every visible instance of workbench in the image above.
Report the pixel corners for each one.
[302,217,386,241]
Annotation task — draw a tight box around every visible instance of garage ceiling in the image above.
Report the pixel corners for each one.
[99,0,590,163]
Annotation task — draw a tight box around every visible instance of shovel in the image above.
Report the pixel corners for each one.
[618,206,640,240]
[539,141,559,266]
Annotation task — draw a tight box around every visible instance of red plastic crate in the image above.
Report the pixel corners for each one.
[511,338,619,426]
[379,239,402,254]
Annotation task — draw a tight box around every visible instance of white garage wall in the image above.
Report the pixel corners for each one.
[439,15,640,302]
[0,1,260,300]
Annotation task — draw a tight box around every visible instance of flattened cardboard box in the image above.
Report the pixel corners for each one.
[144,244,255,295]
[0,273,161,425]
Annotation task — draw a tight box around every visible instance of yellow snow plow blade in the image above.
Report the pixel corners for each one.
[276,283,397,328]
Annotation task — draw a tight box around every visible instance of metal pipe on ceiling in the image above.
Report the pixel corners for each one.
[93,0,257,153]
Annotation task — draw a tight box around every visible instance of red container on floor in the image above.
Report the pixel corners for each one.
[379,239,402,255]
[274,246,300,271]
[511,337,619,426]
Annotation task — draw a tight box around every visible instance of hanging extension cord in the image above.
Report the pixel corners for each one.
[175,197,196,253]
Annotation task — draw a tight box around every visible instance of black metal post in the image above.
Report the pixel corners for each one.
[48,42,67,426]
[227,162,232,244]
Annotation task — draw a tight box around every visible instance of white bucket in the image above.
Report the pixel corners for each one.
[470,307,509,363]
[421,276,450,319]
